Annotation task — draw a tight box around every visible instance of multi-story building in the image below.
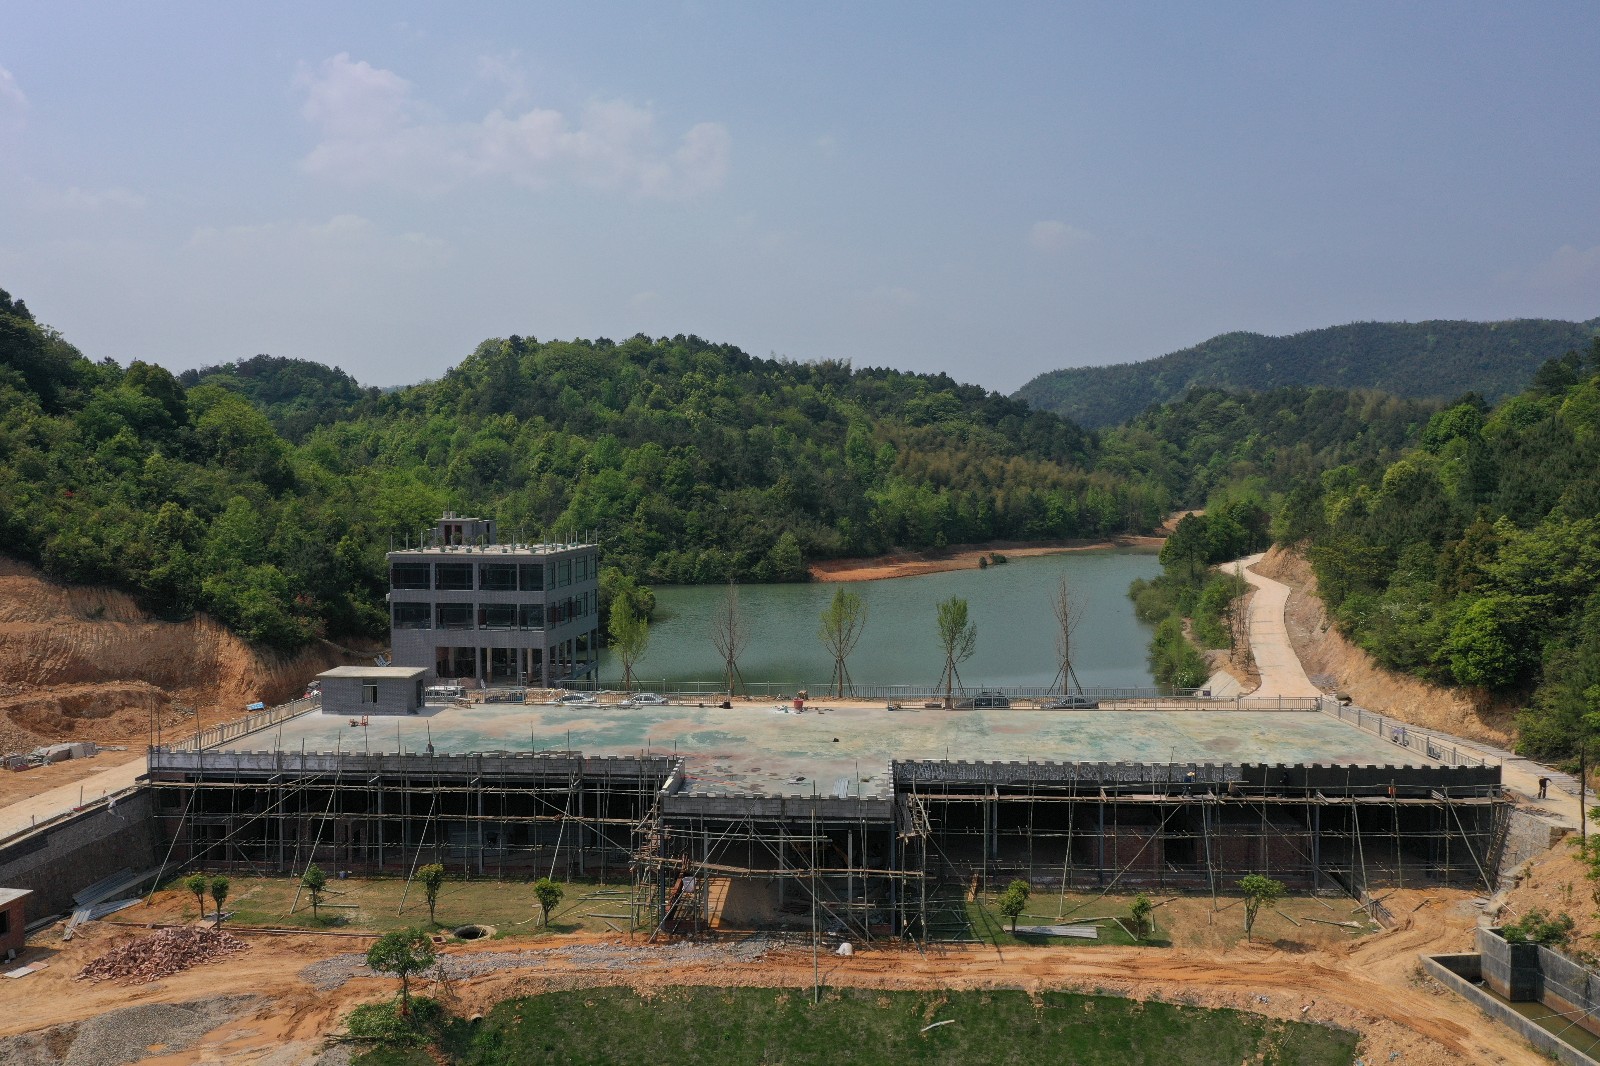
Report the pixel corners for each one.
[386,513,600,687]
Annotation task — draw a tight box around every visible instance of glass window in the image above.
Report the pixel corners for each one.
[435,563,474,590]
[480,564,517,591]
[559,560,572,586]
[362,684,378,704]
[518,604,543,630]
[518,564,545,591]
[480,604,516,629]
[390,563,430,590]
[393,603,431,629]
[436,603,474,629]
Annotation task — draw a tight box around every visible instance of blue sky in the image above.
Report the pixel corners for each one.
[2,3,1597,392]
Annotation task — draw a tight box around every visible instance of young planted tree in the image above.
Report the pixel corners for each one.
[1129,893,1155,942]
[1238,874,1285,943]
[997,879,1030,933]
[417,863,447,926]
[935,597,977,708]
[533,877,564,927]
[1051,576,1084,696]
[183,872,209,919]
[818,587,868,698]
[301,863,328,921]
[709,580,750,697]
[608,596,650,692]
[209,875,230,926]
[366,928,437,1016]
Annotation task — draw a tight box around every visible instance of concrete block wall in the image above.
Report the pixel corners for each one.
[1496,808,1570,885]
[0,790,157,923]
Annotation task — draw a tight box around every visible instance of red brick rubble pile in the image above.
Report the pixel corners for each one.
[77,926,249,983]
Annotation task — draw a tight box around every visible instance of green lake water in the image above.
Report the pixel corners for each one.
[600,547,1162,691]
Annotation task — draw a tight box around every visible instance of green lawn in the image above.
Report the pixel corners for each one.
[353,987,1358,1066]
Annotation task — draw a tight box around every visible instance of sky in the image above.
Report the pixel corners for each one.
[2,3,1598,393]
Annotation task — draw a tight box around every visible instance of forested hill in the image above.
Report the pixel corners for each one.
[0,286,1169,652]
[1016,318,1600,428]
[1279,339,1600,760]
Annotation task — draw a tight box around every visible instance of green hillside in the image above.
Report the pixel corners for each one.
[0,286,1168,651]
[1016,318,1600,428]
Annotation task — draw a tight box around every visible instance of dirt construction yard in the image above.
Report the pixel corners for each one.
[0,876,1557,1066]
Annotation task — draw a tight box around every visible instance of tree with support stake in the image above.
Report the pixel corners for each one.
[818,587,868,698]
[301,864,327,922]
[1050,576,1084,696]
[1238,874,1284,943]
[534,877,564,927]
[1129,893,1155,941]
[366,928,436,1017]
[209,876,230,927]
[935,596,977,708]
[417,863,446,927]
[710,580,750,698]
[609,596,650,692]
[998,879,1030,933]
[183,872,208,920]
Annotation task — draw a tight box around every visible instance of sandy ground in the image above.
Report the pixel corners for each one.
[808,536,1163,582]
[0,883,1547,1066]
[0,753,147,839]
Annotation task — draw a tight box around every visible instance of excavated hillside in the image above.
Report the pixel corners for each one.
[1252,546,1519,746]
[0,557,366,754]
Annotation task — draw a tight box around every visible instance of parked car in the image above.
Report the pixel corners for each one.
[620,692,670,707]
[551,691,597,705]
[1042,694,1099,709]
[957,691,1011,709]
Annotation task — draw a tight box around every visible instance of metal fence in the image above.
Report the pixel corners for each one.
[1317,697,1491,768]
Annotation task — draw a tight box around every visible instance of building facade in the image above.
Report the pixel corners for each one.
[318,666,427,716]
[387,514,600,686]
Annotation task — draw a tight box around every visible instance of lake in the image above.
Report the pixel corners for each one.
[599,548,1161,692]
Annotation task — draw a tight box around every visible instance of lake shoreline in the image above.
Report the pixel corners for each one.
[808,534,1165,582]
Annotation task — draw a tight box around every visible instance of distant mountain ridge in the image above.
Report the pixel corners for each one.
[1015,317,1600,428]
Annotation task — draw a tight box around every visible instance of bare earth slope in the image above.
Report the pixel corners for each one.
[0,557,362,753]
[1251,546,1517,746]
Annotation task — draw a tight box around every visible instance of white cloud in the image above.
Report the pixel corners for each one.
[1527,243,1600,294]
[296,53,730,198]
[0,64,27,131]
[33,185,146,211]
[1028,219,1091,253]
[186,213,447,272]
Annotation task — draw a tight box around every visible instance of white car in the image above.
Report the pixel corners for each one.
[620,692,670,707]
[550,692,598,706]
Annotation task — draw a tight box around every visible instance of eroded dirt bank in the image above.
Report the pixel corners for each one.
[809,536,1163,582]
[1251,546,1518,746]
[0,556,366,754]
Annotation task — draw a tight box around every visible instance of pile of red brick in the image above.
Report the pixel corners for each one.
[77,926,248,983]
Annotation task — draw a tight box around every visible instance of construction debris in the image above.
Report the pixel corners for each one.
[77,926,248,983]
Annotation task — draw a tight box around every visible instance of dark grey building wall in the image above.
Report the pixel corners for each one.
[0,790,158,922]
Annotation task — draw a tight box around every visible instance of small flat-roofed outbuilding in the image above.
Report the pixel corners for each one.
[0,887,32,957]
[317,666,427,717]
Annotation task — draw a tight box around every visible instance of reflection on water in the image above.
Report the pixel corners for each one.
[602,548,1162,690]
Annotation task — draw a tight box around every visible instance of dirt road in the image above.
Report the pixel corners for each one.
[0,883,1541,1066]
[0,753,145,839]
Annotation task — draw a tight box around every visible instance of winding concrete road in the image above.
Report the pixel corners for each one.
[1235,552,1323,699]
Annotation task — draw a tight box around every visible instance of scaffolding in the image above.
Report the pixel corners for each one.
[148,747,1508,944]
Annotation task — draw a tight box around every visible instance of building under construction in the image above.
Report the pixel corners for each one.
[146,698,1506,942]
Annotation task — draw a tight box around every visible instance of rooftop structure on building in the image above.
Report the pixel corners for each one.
[386,514,600,688]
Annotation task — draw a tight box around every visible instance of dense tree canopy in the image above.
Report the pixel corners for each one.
[1017,318,1599,429]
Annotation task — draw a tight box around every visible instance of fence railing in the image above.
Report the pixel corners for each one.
[172,696,320,752]
[1317,697,1491,768]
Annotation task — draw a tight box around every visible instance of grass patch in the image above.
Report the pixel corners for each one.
[153,873,623,937]
[352,986,1358,1066]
